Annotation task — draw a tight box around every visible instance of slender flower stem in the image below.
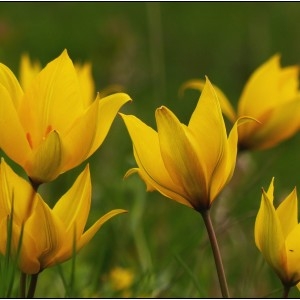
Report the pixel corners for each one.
[26,273,39,298]
[282,284,291,298]
[200,209,230,298]
[20,272,27,298]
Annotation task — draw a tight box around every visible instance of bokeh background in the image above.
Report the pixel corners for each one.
[1,2,300,297]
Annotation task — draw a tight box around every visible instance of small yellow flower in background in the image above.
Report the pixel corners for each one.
[182,55,300,150]
[121,78,243,211]
[0,49,131,184]
[0,159,126,275]
[255,178,300,288]
[109,266,134,291]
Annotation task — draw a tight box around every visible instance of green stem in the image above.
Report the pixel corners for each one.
[20,272,27,298]
[282,284,291,298]
[200,209,230,298]
[26,273,39,298]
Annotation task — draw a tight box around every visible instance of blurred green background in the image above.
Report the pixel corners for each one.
[1,2,300,298]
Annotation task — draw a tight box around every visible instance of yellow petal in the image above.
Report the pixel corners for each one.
[75,62,95,107]
[120,113,191,208]
[19,54,41,92]
[86,92,132,157]
[0,84,31,166]
[25,196,65,271]
[279,65,299,100]
[180,78,236,123]
[78,209,127,251]
[247,97,300,150]
[0,63,24,109]
[188,78,228,184]
[238,55,282,117]
[254,185,287,281]
[0,159,37,222]
[0,218,41,275]
[61,92,131,172]
[124,167,155,192]
[209,116,256,202]
[61,99,99,171]
[156,106,208,209]
[277,187,298,239]
[18,49,83,147]
[53,164,91,239]
[55,209,127,264]
[209,118,239,202]
[285,223,300,284]
[266,177,275,202]
[26,130,62,183]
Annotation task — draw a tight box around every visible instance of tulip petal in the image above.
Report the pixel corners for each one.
[75,62,95,107]
[53,164,91,239]
[285,223,300,284]
[279,66,299,100]
[0,84,31,166]
[61,99,99,171]
[120,113,191,208]
[25,196,65,271]
[255,186,287,281]
[86,92,132,157]
[238,55,281,117]
[0,63,24,109]
[187,79,228,186]
[0,218,41,275]
[180,78,236,123]
[0,159,37,222]
[18,50,83,147]
[209,120,238,201]
[277,188,298,239]
[248,97,300,150]
[78,209,127,251]
[27,130,62,183]
[156,106,208,209]
[19,54,41,92]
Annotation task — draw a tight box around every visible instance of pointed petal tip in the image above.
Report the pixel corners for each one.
[124,168,138,179]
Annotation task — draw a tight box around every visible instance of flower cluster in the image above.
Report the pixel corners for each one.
[0,50,130,297]
[1,50,300,298]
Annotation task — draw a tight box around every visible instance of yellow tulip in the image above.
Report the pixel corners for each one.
[0,159,126,275]
[121,78,241,211]
[182,55,300,150]
[0,49,131,184]
[255,178,300,288]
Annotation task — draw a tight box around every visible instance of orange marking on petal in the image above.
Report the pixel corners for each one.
[45,125,53,136]
[26,132,33,149]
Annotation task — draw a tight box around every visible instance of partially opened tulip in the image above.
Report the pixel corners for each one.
[255,178,300,296]
[0,50,131,184]
[121,77,247,298]
[121,77,241,212]
[182,55,300,150]
[0,159,126,276]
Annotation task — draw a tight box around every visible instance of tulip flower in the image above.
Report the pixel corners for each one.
[255,178,300,294]
[121,77,246,298]
[0,159,126,275]
[182,55,300,150]
[121,77,242,212]
[0,50,131,184]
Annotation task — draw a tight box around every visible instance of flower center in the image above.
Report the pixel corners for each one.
[26,125,53,148]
